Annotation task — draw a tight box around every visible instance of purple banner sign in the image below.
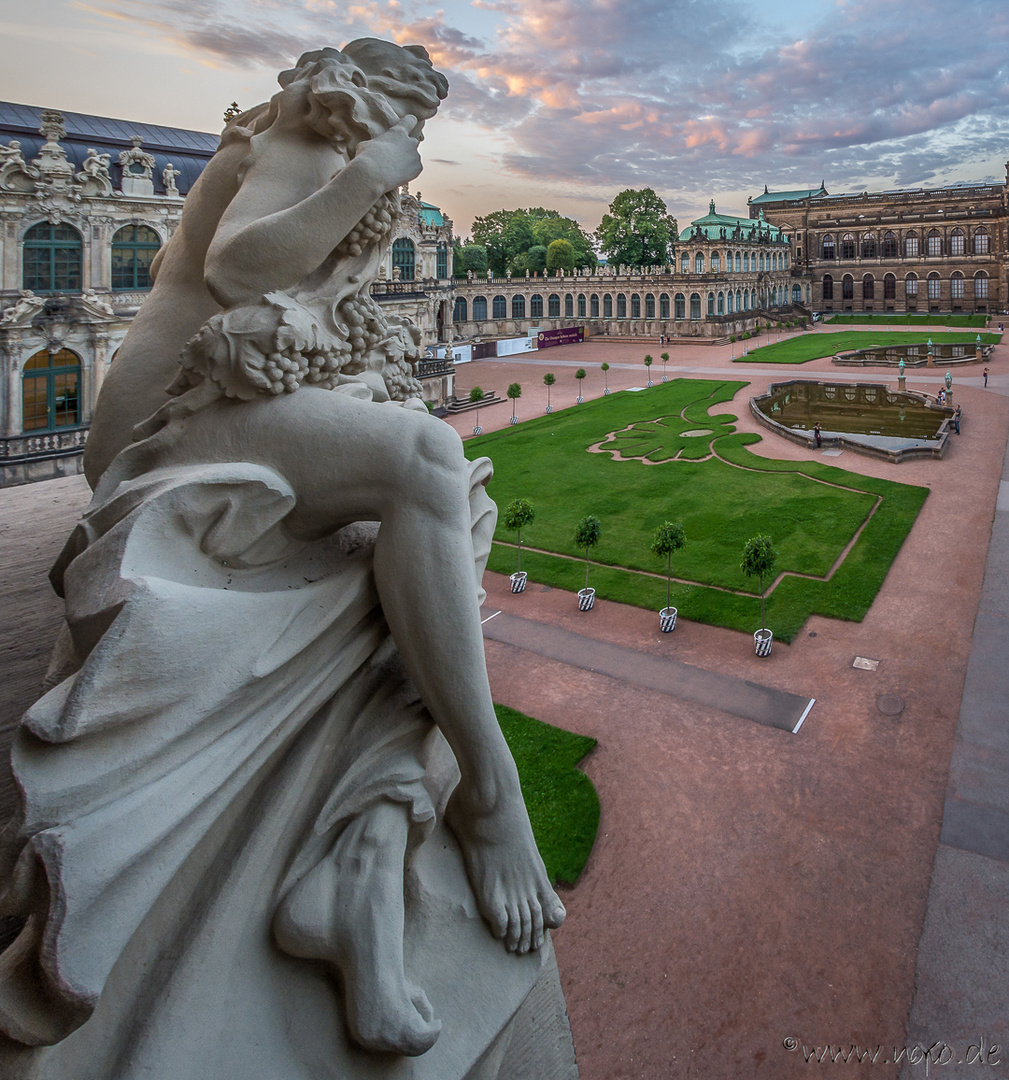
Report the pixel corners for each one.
[537,326,585,349]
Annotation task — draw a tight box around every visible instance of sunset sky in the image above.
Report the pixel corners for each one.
[2,0,1008,236]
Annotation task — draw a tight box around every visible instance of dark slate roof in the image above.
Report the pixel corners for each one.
[0,101,219,196]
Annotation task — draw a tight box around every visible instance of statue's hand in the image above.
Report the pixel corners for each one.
[355,115,423,192]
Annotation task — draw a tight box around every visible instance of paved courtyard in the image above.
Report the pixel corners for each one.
[1,326,1007,1078]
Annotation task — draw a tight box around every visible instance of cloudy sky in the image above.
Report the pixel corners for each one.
[2,0,1008,236]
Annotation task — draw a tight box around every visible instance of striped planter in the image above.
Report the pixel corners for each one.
[510,571,527,594]
[754,628,773,657]
[659,606,677,633]
[577,588,595,612]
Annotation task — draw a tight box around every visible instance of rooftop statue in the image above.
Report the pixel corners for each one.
[0,39,568,1080]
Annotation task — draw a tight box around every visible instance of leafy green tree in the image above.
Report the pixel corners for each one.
[643,354,653,386]
[741,535,777,633]
[504,498,535,572]
[595,188,677,268]
[601,361,610,393]
[574,515,602,590]
[651,522,685,611]
[532,215,596,268]
[507,381,522,421]
[469,386,485,433]
[660,351,670,381]
[543,372,555,411]
[472,208,595,275]
[546,238,575,273]
[454,243,488,277]
[575,368,586,402]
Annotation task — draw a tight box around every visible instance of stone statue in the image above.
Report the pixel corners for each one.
[0,39,570,1080]
[162,161,181,196]
[0,289,45,326]
[76,148,114,197]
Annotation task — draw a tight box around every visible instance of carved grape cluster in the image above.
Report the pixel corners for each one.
[262,340,355,395]
[334,192,399,259]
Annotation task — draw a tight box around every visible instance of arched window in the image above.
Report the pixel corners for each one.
[512,294,526,318]
[711,252,720,272]
[473,295,487,320]
[616,293,627,318]
[563,293,573,318]
[645,293,655,318]
[927,230,942,257]
[690,293,701,320]
[884,274,896,300]
[717,291,724,315]
[680,252,690,273]
[736,289,742,310]
[974,228,989,254]
[694,252,705,273]
[706,292,715,316]
[725,252,733,274]
[950,271,964,300]
[548,293,561,318]
[577,293,586,317]
[630,293,641,319]
[735,252,741,272]
[659,293,670,319]
[822,274,834,301]
[758,253,765,271]
[862,274,874,300]
[111,224,161,291]
[905,273,918,298]
[492,294,507,318]
[530,294,543,318]
[974,271,989,298]
[23,222,83,293]
[840,233,856,259]
[791,284,801,303]
[453,296,468,321]
[905,232,919,257]
[590,293,599,317]
[881,231,898,259]
[436,242,449,279]
[861,233,877,259]
[603,294,613,318]
[842,275,854,300]
[950,229,965,256]
[727,291,734,313]
[674,293,685,319]
[392,237,415,280]
[22,348,81,432]
[743,289,750,309]
[927,272,941,300]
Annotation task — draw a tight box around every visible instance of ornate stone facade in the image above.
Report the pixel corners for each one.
[450,203,798,342]
[750,176,1009,316]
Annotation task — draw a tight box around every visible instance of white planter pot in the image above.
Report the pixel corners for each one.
[754,628,773,657]
[604,387,611,395]
[576,396,584,404]
[472,424,482,435]
[659,606,677,633]
[510,571,527,594]
[577,587,595,611]
[545,405,553,413]
[509,415,518,425]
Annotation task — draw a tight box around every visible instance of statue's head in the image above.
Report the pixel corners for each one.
[277,40,448,152]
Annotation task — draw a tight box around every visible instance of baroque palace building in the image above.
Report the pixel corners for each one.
[0,102,456,486]
[750,174,1009,316]
[450,202,797,342]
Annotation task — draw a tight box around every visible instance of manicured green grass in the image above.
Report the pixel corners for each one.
[824,313,989,328]
[734,330,1001,364]
[496,704,599,885]
[469,379,928,642]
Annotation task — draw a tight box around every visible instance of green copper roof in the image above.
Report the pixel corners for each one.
[418,200,444,226]
[678,200,786,243]
[749,184,828,204]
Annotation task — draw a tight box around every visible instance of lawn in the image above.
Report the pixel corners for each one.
[467,379,929,642]
[734,330,1001,364]
[823,313,990,328]
[497,704,599,885]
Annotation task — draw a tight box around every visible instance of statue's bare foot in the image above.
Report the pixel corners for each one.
[446,780,566,955]
[273,803,441,1057]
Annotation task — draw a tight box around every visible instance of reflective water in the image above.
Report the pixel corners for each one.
[754,381,950,452]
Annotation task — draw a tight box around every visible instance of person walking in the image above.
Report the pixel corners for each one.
[983,366,990,387]
[813,422,822,448]
[954,404,962,434]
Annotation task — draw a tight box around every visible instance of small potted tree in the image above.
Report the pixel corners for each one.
[507,381,521,425]
[504,497,535,593]
[741,534,776,656]
[544,372,556,413]
[601,361,611,395]
[651,521,685,632]
[575,368,586,403]
[643,354,654,387]
[660,351,670,383]
[574,515,601,610]
[469,386,485,435]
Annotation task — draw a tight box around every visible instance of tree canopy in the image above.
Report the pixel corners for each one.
[454,243,488,277]
[594,188,678,268]
[471,208,595,275]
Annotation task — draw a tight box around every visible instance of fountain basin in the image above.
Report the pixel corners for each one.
[750,380,954,462]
